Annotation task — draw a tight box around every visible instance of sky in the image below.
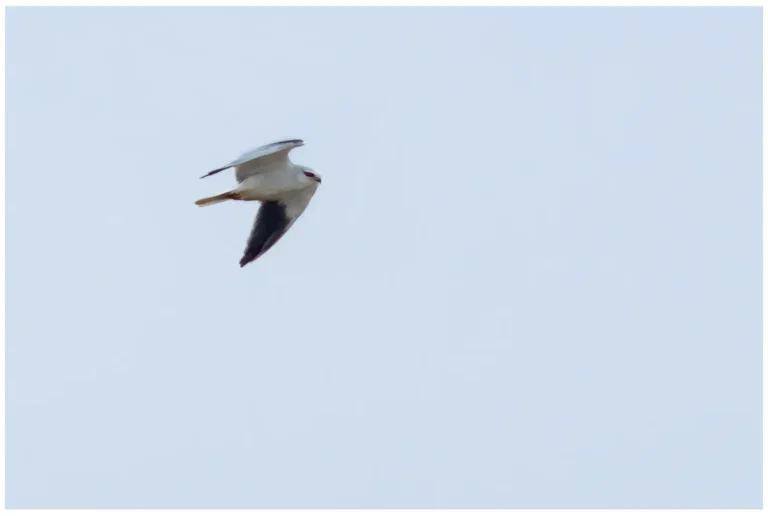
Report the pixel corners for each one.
[5,6,762,509]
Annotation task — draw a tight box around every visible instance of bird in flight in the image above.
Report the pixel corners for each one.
[195,139,322,268]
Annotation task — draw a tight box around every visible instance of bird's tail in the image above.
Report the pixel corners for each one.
[194,191,237,207]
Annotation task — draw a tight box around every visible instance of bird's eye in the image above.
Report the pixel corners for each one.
[303,171,315,178]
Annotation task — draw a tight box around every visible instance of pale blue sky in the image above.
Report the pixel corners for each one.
[6,6,762,509]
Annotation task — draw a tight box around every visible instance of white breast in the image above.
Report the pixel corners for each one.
[234,164,301,201]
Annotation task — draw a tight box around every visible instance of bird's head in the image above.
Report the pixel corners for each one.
[300,167,322,185]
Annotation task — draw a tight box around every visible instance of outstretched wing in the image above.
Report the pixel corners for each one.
[239,185,319,268]
[200,139,304,180]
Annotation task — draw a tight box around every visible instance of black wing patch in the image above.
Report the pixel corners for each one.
[239,201,290,268]
[200,165,231,179]
[199,140,302,180]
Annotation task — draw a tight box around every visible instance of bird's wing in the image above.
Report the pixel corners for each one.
[200,139,304,180]
[239,185,319,268]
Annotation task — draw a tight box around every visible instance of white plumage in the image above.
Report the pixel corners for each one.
[195,139,322,268]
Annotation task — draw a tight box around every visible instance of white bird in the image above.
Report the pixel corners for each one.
[195,139,322,268]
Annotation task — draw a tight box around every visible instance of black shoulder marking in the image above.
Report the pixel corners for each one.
[200,165,231,179]
[239,201,290,268]
[273,139,303,146]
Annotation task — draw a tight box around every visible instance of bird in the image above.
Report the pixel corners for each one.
[195,139,322,268]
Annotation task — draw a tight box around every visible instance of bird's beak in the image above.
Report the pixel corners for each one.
[316,177,322,184]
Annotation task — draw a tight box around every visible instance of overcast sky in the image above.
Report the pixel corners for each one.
[6,6,762,509]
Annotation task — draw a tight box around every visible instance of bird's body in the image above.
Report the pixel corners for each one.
[195,139,322,267]
[234,166,304,201]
